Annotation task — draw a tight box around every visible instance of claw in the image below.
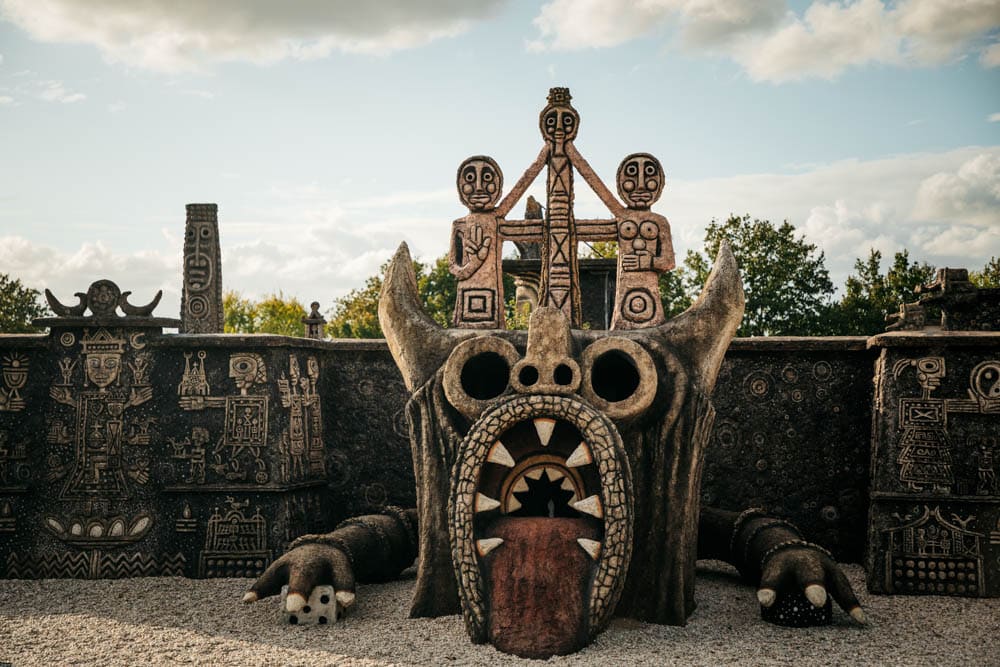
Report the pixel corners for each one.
[335,590,356,608]
[805,584,827,608]
[241,591,258,604]
[285,592,307,613]
[757,588,776,608]
[849,607,866,625]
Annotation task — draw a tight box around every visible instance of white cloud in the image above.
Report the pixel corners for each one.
[983,41,1000,66]
[0,0,506,73]
[989,112,1000,122]
[34,79,84,103]
[530,0,1000,82]
[0,95,12,105]
[912,152,1000,227]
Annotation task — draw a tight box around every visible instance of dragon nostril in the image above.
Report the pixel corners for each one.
[554,363,574,386]
[519,365,539,387]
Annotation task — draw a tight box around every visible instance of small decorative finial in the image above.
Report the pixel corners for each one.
[547,87,572,105]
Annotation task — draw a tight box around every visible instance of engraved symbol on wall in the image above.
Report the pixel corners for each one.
[893,357,952,493]
[278,354,324,480]
[0,353,29,412]
[882,505,984,596]
[177,351,270,485]
[0,430,30,491]
[199,496,271,578]
[47,328,154,499]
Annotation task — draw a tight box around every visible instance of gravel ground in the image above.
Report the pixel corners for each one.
[1,562,997,666]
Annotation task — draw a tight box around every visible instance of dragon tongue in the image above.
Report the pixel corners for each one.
[482,517,600,659]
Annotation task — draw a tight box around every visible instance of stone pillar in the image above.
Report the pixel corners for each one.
[181,204,224,333]
[302,302,326,340]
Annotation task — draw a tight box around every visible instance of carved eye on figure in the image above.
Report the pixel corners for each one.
[639,221,659,240]
[644,163,658,177]
[562,114,574,130]
[625,162,639,177]
[579,338,658,421]
[619,220,638,239]
[443,337,520,421]
[200,226,212,239]
[545,112,557,129]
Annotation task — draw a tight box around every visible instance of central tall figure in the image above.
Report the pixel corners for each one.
[539,87,582,325]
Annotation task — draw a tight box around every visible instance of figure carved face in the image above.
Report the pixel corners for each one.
[617,153,664,209]
[540,104,579,143]
[457,156,503,212]
[378,241,743,659]
[85,352,121,388]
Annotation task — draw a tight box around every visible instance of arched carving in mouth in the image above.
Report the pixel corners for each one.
[450,394,633,659]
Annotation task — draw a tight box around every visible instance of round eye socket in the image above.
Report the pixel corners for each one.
[443,337,520,420]
[563,115,574,127]
[918,359,940,373]
[591,350,640,403]
[644,164,657,176]
[200,227,212,238]
[482,170,493,182]
[579,337,658,421]
[464,171,476,182]
[639,221,659,239]
[461,352,510,400]
[619,220,638,239]
[546,115,556,126]
[625,163,638,176]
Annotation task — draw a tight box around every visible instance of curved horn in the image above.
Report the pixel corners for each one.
[119,290,163,317]
[45,289,87,316]
[378,242,472,392]
[651,240,744,392]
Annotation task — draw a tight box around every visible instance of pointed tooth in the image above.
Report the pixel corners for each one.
[525,467,544,481]
[566,442,593,468]
[560,477,574,492]
[534,418,556,446]
[506,496,522,512]
[577,538,601,560]
[512,478,529,493]
[572,495,603,518]
[487,441,515,467]
[476,538,504,557]
[475,493,501,513]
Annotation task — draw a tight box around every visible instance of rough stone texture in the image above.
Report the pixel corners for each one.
[866,332,1000,598]
[704,337,875,562]
[181,204,224,334]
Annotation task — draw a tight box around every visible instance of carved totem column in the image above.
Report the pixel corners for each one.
[181,203,224,333]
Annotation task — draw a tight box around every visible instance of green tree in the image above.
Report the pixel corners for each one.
[832,249,936,335]
[681,215,835,336]
[0,274,49,333]
[970,256,1000,288]
[223,290,309,336]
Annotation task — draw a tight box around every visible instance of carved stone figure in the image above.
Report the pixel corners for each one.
[450,156,507,328]
[245,242,865,658]
[611,152,675,329]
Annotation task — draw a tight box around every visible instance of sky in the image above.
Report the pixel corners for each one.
[0,0,998,319]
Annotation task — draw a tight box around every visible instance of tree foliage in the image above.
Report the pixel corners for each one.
[970,256,1000,288]
[223,290,308,336]
[831,249,936,335]
[678,215,835,336]
[0,274,49,333]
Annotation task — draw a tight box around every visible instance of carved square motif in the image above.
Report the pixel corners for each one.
[224,396,268,447]
[900,398,944,427]
[461,289,495,321]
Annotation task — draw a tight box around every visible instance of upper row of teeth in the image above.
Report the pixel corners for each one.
[474,418,602,561]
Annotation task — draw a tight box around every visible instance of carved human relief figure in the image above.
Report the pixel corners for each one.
[611,153,675,329]
[450,156,507,329]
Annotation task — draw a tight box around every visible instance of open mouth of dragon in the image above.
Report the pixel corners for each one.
[450,394,633,659]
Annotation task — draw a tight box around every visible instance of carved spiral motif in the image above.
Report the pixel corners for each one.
[744,371,772,399]
[812,361,833,381]
[59,332,75,347]
[621,288,655,323]
[186,294,210,319]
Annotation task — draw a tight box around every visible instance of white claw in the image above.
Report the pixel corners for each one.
[849,607,866,625]
[805,584,827,608]
[241,591,258,604]
[335,590,356,609]
[285,592,307,613]
[757,588,776,608]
